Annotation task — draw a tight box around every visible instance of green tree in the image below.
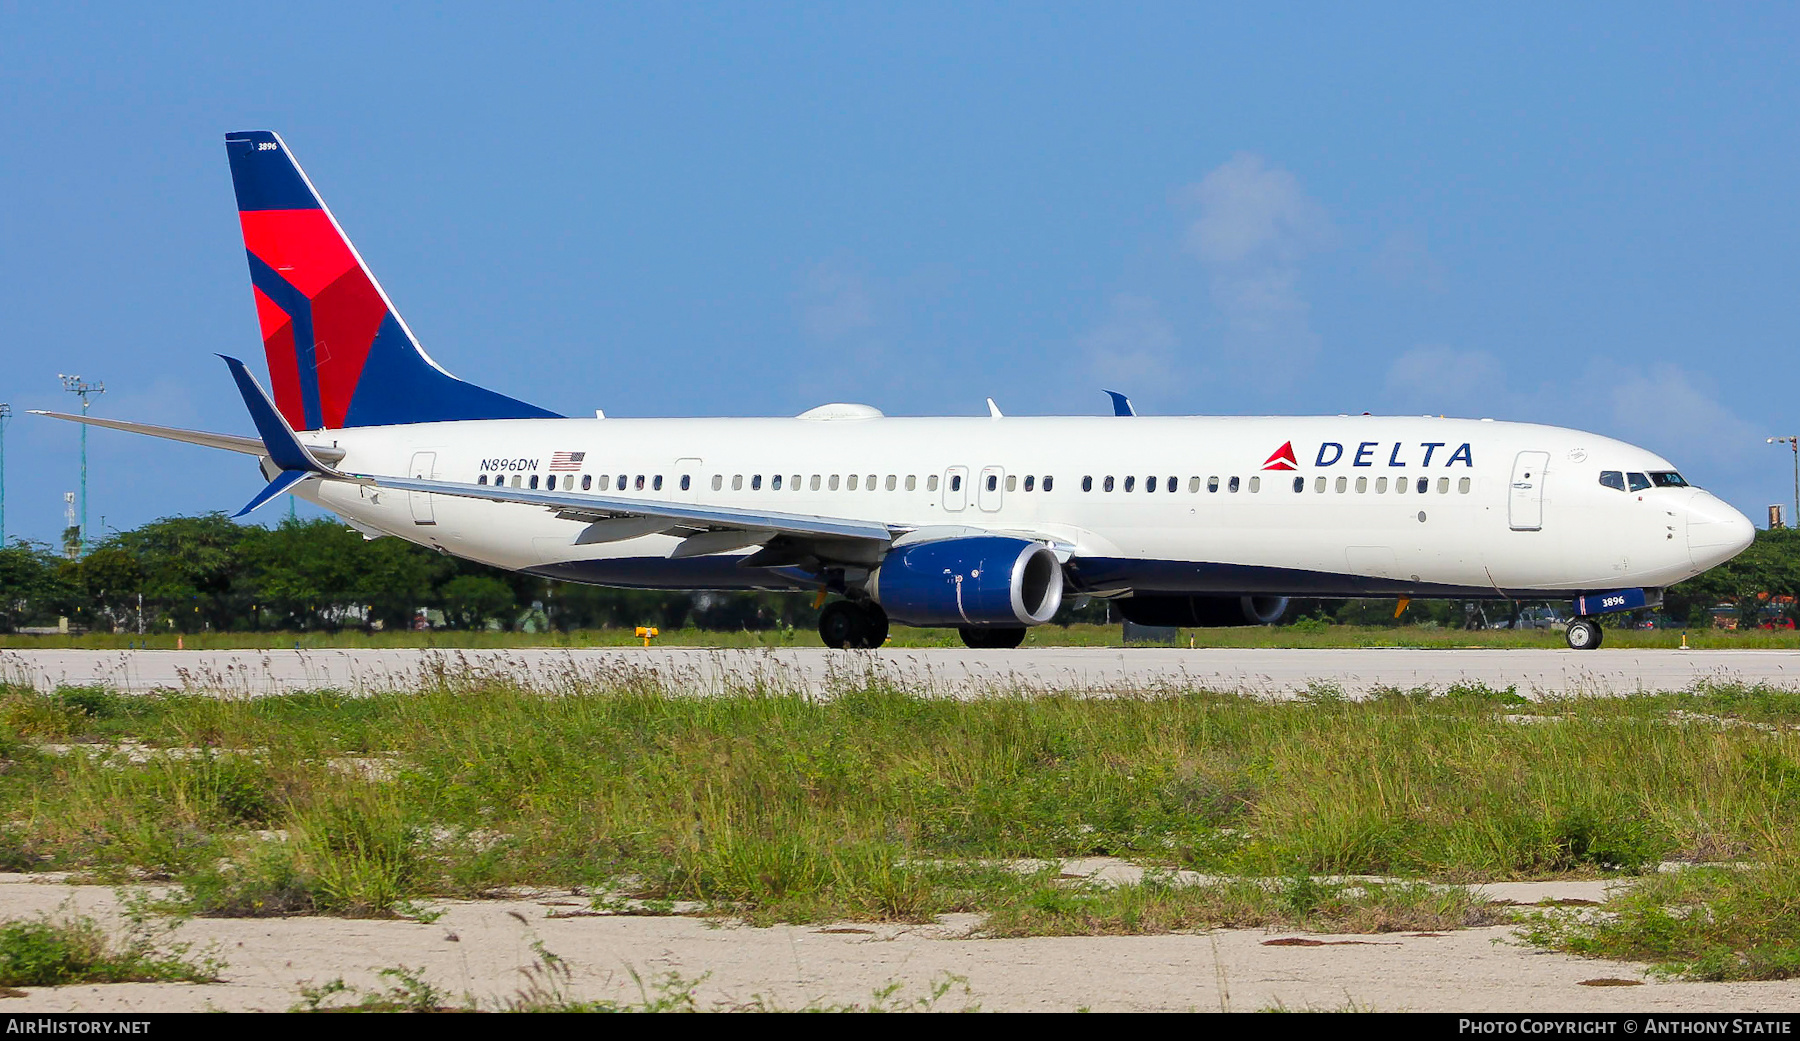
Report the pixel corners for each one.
[440,575,517,630]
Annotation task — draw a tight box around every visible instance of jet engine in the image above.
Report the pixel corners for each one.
[866,536,1064,627]
[1116,594,1289,627]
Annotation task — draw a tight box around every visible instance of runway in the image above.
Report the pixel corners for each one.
[5,646,1799,696]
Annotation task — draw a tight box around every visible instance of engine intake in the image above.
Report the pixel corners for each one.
[867,536,1064,627]
[1116,594,1289,627]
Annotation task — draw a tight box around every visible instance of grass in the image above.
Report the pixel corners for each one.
[5,622,1797,651]
[1520,855,1800,981]
[0,673,1798,975]
[0,908,222,987]
[975,872,1505,938]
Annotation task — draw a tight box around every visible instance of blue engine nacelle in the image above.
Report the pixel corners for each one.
[866,536,1064,627]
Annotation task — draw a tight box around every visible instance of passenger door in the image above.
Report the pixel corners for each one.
[1508,451,1550,531]
[408,451,437,526]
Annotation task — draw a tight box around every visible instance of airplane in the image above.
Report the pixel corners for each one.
[34,131,1756,651]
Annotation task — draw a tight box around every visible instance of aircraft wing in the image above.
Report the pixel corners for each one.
[28,410,347,465]
[369,474,897,543]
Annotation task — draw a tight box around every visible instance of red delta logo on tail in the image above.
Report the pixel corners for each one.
[224,131,557,431]
[1261,442,1299,471]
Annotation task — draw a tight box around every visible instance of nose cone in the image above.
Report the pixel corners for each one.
[1688,492,1756,571]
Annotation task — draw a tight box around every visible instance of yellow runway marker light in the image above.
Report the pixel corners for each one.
[635,626,659,647]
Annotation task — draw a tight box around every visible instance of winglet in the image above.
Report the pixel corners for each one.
[234,469,313,518]
[1105,391,1135,417]
[219,355,334,474]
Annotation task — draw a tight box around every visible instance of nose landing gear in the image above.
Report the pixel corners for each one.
[1565,617,1604,650]
[818,600,890,649]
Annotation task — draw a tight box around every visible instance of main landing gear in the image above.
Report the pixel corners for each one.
[819,600,890,649]
[959,626,1026,649]
[1565,617,1604,650]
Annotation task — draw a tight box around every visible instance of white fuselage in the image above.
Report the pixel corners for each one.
[291,413,1753,600]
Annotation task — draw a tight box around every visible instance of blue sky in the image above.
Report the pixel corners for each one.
[1,3,1796,544]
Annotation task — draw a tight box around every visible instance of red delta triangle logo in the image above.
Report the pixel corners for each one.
[1261,441,1299,471]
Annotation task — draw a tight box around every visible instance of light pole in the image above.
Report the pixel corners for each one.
[58,375,104,557]
[1769,437,1799,530]
[0,403,9,546]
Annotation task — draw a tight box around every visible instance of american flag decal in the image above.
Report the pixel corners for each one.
[549,451,586,471]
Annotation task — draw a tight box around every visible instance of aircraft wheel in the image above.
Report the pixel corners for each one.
[819,601,862,649]
[959,626,1026,649]
[1566,618,1603,650]
[854,602,889,649]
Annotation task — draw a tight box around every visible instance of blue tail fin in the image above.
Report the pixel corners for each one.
[224,131,560,430]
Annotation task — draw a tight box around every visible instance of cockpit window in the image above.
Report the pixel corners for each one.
[1649,471,1689,488]
[1599,471,1625,492]
[1627,472,1651,492]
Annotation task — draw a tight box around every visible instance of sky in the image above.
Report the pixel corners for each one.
[1,3,1796,545]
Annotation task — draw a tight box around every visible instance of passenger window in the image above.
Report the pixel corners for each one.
[1208,476,1220,493]
[889,475,899,491]
[1143,476,1153,493]
[711,475,723,492]
[1292,476,1304,493]
[1165,477,1176,493]
[617,475,628,491]
[770,474,780,490]
[1082,476,1093,492]
[1248,476,1260,492]
[1125,476,1136,492]
[811,475,821,491]
[830,475,841,491]
[680,475,690,491]
[1397,476,1407,494]
[511,475,522,488]
[751,475,763,491]
[583,475,593,491]
[1376,477,1388,493]
[1043,476,1054,492]
[987,475,998,492]
[1314,476,1326,493]
[848,474,859,491]
[1335,476,1347,493]
[791,475,801,491]
[653,475,663,491]
[951,475,963,492]
[1458,477,1471,494]
[1416,477,1428,494]
[1229,476,1241,493]
[478,474,488,485]
[1104,476,1115,492]
[867,474,876,490]
[906,475,917,491]
[529,475,540,489]
[1189,477,1201,493]
[563,475,574,490]
[1024,475,1035,492]
[1356,477,1367,493]
[927,475,939,491]
[1437,477,1449,494]
[636,475,646,490]
[732,475,743,491]
[1599,471,1625,491]
[1004,475,1015,492]
[1627,472,1651,492]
